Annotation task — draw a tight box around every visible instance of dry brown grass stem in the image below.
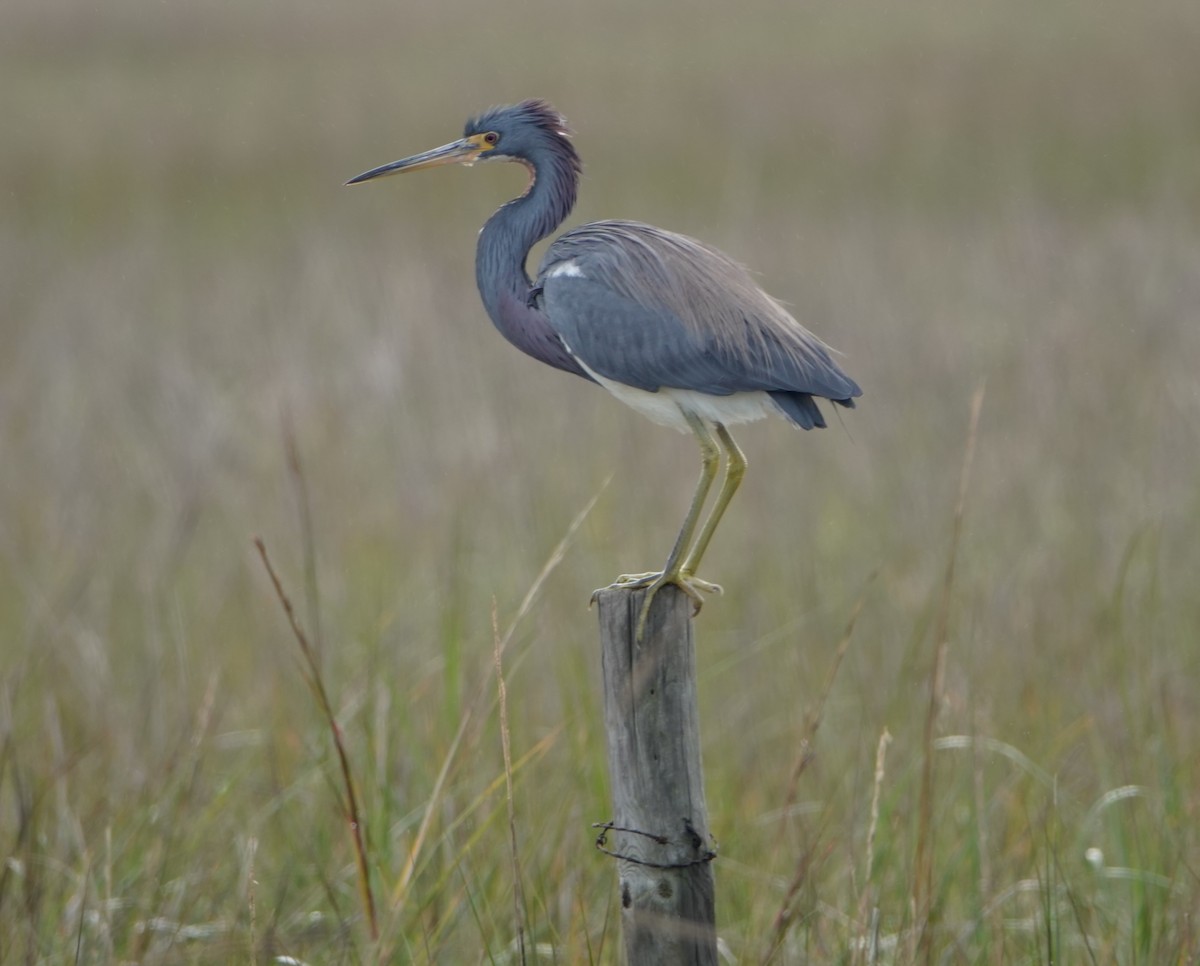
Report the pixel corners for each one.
[493,600,527,965]
[282,411,323,662]
[912,383,986,962]
[762,839,837,964]
[865,726,892,892]
[763,577,873,963]
[502,475,612,654]
[779,573,876,818]
[253,536,379,943]
[245,836,258,966]
[375,482,605,959]
[852,726,892,966]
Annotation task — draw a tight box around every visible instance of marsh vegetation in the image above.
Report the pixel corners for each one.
[2,0,1198,960]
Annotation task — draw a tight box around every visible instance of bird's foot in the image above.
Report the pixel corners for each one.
[590,570,722,639]
[588,571,656,607]
[610,571,663,588]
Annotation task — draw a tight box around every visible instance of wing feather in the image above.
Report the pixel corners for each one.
[537,221,861,403]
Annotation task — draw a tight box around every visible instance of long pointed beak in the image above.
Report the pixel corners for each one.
[345,137,482,185]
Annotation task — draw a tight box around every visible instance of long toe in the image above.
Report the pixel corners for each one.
[633,572,723,638]
[611,572,663,587]
[590,571,663,607]
[672,574,723,613]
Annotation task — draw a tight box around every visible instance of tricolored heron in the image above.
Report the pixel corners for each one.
[348,100,861,633]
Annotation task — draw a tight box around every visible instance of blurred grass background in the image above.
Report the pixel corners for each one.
[2,0,1199,961]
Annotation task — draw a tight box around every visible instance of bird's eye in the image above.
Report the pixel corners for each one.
[483,132,499,146]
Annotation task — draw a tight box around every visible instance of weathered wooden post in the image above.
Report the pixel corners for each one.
[594,585,718,965]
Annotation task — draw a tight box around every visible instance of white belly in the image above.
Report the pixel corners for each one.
[578,363,777,433]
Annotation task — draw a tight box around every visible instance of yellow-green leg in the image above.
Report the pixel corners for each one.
[596,409,723,636]
[681,423,746,577]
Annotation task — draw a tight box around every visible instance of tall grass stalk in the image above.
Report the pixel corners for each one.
[493,600,527,964]
[913,384,985,961]
[254,536,379,943]
[763,576,872,961]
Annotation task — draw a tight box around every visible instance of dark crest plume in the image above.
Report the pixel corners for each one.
[467,99,582,180]
[467,97,572,139]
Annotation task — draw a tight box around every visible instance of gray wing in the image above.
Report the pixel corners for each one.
[535,221,861,403]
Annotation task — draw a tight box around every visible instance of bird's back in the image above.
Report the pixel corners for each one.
[536,220,861,423]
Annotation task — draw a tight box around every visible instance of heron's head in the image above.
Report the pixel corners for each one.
[346,99,580,186]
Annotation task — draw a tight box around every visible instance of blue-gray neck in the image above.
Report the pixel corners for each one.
[475,151,588,377]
